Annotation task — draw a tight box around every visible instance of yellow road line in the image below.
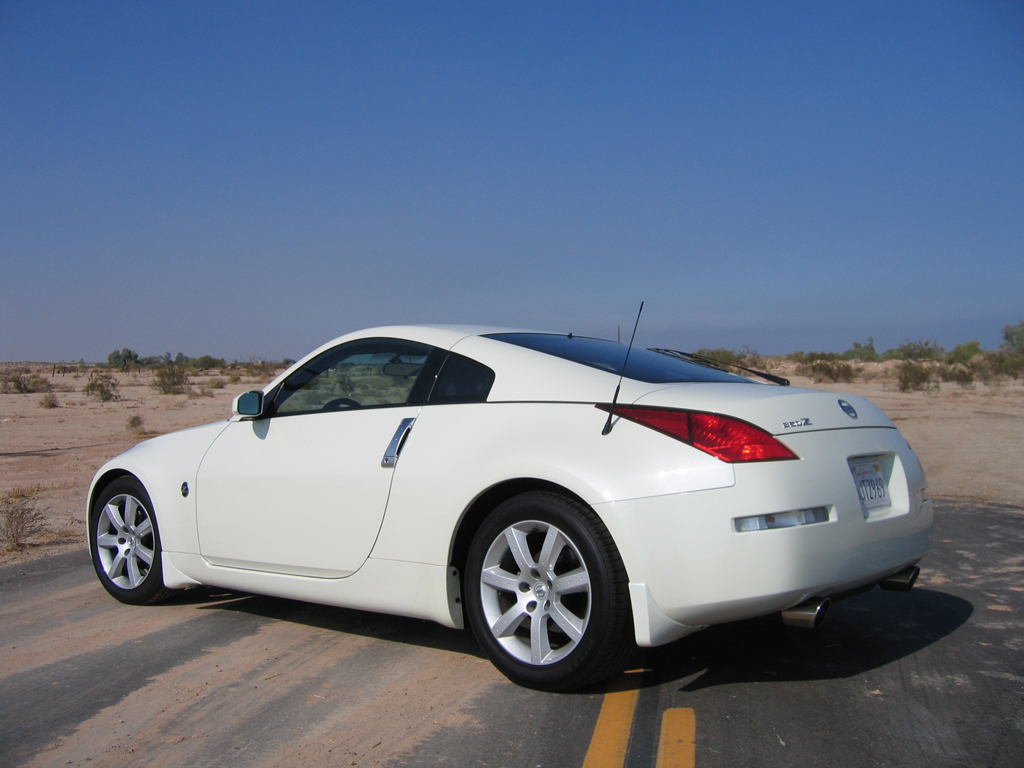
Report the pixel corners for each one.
[581,670,642,768]
[656,708,696,768]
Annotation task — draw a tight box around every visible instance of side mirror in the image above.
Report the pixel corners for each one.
[233,390,265,418]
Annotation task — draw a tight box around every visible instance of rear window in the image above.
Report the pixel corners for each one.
[486,333,750,384]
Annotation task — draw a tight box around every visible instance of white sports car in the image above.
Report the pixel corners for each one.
[88,325,932,690]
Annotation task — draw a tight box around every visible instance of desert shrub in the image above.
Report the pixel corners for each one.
[126,414,146,434]
[970,351,1024,383]
[206,377,226,389]
[690,346,774,374]
[1,371,51,394]
[694,348,743,366]
[969,356,995,385]
[841,338,880,362]
[937,364,974,387]
[228,373,241,384]
[1,489,47,550]
[946,341,982,366]
[798,359,858,383]
[788,350,843,364]
[1002,320,1024,354]
[737,346,771,371]
[37,392,60,409]
[885,339,944,361]
[83,371,121,401]
[245,359,274,379]
[28,373,51,392]
[188,386,214,399]
[895,361,934,392]
[151,365,191,394]
[998,354,1024,380]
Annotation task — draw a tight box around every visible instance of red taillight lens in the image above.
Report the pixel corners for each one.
[596,404,799,463]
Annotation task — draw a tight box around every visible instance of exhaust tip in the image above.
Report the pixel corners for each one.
[879,565,920,592]
[781,597,830,629]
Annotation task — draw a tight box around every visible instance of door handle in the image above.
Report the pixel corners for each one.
[381,417,416,468]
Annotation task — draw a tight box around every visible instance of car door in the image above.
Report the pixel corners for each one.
[196,338,443,578]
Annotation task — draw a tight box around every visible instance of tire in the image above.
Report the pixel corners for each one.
[464,491,634,691]
[90,477,177,605]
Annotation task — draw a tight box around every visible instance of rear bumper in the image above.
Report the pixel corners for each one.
[595,427,932,646]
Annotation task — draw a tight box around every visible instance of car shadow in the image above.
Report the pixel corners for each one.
[174,584,970,693]
[643,587,973,691]
[187,588,487,659]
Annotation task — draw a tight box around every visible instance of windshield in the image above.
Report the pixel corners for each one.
[486,333,751,384]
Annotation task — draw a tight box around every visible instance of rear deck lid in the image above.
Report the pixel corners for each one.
[632,384,893,435]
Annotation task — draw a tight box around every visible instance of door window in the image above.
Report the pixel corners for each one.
[273,338,442,415]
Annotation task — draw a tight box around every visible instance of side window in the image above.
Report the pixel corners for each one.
[429,353,495,404]
[273,339,440,416]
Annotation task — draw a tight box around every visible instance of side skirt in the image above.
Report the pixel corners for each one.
[162,551,463,629]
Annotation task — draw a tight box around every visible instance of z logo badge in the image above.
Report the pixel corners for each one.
[782,418,812,429]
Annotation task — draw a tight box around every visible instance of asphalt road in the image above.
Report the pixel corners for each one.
[1,498,1021,768]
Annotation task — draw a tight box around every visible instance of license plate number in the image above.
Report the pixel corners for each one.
[850,461,889,510]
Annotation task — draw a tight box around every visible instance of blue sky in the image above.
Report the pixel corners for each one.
[2,1,1021,362]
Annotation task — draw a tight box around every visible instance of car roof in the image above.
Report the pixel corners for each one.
[324,324,537,350]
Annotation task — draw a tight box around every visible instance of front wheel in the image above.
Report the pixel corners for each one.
[90,476,177,605]
[464,492,634,691]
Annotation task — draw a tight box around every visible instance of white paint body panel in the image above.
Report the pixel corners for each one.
[88,421,230,556]
[374,402,734,564]
[196,406,422,577]
[597,427,931,638]
[87,325,933,648]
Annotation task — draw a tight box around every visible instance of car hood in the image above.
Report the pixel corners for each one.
[632,383,893,436]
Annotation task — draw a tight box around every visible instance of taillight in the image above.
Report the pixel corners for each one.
[595,404,799,463]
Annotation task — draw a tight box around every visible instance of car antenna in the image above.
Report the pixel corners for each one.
[602,301,644,436]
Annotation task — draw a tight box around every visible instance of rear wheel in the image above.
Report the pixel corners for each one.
[464,491,634,691]
[90,477,177,605]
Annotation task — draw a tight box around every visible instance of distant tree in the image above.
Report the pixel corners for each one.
[192,355,227,370]
[1002,320,1024,354]
[107,348,140,370]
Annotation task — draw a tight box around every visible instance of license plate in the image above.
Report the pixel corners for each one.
[850,461,889,510]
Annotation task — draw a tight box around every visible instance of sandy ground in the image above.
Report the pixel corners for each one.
[1,363,1022,566]
[0,367,278,565]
